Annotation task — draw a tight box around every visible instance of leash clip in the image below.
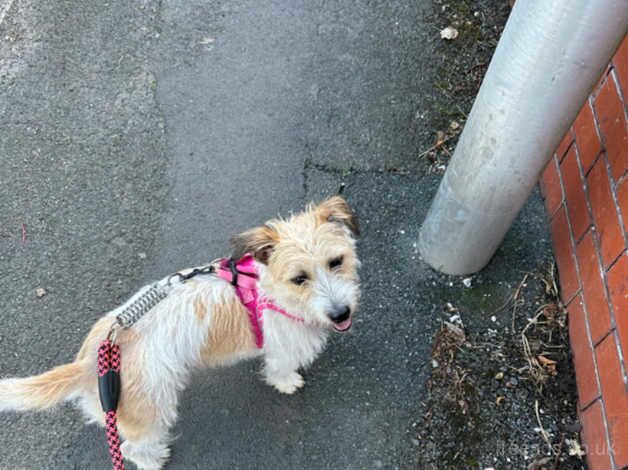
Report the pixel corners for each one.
[168,264,216,285]
[106,323,120,344]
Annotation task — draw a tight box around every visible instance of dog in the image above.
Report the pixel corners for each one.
[0,196,360,469]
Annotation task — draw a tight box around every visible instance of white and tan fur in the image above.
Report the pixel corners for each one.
[0,197,360,470]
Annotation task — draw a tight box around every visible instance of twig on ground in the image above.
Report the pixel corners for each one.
[552,433,565,470]
[21,223,26,244]
[489,272,531,322]
[418,135,454,159]
[521,304,553,387]
[538,261,559,300]
[511,273,530,330]
[535,399,553,450]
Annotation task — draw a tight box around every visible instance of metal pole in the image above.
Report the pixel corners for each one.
[418,0,628,275]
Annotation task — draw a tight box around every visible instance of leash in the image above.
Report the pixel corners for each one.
[96,282,170,469]
[97,339,124,470]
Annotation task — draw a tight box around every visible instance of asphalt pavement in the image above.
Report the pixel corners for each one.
[0,1,550,468]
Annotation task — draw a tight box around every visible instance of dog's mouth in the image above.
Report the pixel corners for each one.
[332,317,352,332]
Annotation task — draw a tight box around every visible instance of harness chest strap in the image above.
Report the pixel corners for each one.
[214,254,303,348]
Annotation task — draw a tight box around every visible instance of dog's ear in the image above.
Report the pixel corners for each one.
[315,196,360,236]
[230,225,279,264]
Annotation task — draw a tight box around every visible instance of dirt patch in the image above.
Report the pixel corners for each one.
[420,0,511,173]
[416,261,584,469]
[413,3,584,467]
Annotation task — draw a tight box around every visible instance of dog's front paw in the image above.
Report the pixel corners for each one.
[266,371,305,394]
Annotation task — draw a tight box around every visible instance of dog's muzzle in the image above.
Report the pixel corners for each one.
[329,305,352,332]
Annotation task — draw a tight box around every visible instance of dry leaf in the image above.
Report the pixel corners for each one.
[434,130,446,149]
[537,355,556,366]
[495,395,506,405]
[537,355,558,376]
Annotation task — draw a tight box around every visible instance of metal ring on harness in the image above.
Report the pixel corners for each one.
[106,323,119,343]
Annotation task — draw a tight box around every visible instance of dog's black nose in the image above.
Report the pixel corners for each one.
[329,305,351,323]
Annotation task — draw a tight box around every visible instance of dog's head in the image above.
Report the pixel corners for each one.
[231,196,360,332]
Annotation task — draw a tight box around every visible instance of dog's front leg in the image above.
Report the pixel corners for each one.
[263,352,304,395]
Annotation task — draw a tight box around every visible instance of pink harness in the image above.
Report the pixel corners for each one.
[215,254,303,348]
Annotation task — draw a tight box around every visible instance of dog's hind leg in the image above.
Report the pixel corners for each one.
[116,381,176,470]
[121,434,171,470]
[119,419,172,470]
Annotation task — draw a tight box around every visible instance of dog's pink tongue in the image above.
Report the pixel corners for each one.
[333,318,352,332]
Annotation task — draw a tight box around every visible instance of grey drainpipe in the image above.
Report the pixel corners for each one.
[418,0,628,275]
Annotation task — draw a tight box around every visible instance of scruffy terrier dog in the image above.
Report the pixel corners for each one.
[0,196,360,469]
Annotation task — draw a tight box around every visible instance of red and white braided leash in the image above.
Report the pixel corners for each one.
[97,339,124,470]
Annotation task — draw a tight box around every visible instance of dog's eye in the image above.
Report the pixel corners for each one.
[291,275,308,286]
[328,256,344,270]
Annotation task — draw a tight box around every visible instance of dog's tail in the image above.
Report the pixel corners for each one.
[0,360,87,412]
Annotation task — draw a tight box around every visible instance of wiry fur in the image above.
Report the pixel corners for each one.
[0,197,360,470]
